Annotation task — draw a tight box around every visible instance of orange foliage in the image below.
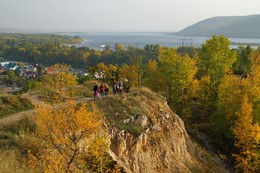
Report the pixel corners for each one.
[232,96,260,173]
[28,100,107,172]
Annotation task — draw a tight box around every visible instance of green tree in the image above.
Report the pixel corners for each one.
[198,35,236,80]
[144,44,161,62]
[197,35,236,106]
[17,61,25,68]
[233,46,254,76]
[158,47,197,116]
[6,70,18,85]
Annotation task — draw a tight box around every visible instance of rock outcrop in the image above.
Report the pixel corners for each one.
[103,89,206,173]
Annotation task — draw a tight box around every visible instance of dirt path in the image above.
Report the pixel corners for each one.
[0,93,93,126]
[0,87,122,126]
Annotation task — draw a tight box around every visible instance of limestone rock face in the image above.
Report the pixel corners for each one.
[105,91,204,173]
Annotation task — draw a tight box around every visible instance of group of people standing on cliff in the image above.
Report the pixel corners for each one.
[93,81,125,98]
[93,82,109,98]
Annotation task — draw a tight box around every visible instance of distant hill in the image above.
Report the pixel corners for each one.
[176,14,260,38]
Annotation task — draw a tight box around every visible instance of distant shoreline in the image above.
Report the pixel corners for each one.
[230,41,260,47]
[64,32,260,50]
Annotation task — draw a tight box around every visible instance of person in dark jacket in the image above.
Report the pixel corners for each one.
[93,83,99,98]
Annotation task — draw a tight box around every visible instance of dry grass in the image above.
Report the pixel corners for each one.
[93,95,145,136]
[189,142,232,173]
[0,94,34,118]
[0,149,35,173]
[0,116,36,173]
[0,116,35,149]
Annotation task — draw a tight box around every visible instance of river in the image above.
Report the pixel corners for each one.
[64,32,260,50]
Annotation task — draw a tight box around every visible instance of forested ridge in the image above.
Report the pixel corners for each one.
[0,33,196,68]
[0,34,259,172]
[176,14,260,38]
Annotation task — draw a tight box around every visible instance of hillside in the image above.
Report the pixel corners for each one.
[176,14,260,38]
[0,87,230,173]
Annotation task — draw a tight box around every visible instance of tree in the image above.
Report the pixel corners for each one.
[212,75,249,148]
[233,46,254,76]
[114,44,125,51]
[6,70,18,85]
[38,64,78,101]
[36,64,44,76]
[247,56,260,123]
[143,60,165,93]
[144,44,160,62]
[17,61,25,68]
[96,62,108,80]
[232,96,260,173]
[197,35,236,111]
[158,47,197,115]
[189,76,212,119]
[118,64,139,87]
[198,35,236,80]
[30,100,108,172]
[106,64,118,83]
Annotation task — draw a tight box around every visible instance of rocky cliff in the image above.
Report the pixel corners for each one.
[95,88,225,173]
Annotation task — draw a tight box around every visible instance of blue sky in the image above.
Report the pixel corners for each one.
[0,0,259,32]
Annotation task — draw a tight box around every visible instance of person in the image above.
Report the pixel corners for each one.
[113,82,117,95]
[119,81,123,90]
[116,81,120,93]
[118,81,123,94]
[93,83,99,98]
[99,83,105,97]
[104,82,109,96]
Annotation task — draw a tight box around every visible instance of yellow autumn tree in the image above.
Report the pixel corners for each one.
[30,100,108,173]
[106,64,118,83]
[232,95,260,173]
[143,60,165,93]
[96,62,108,78]
[118,64,139,87]
[39,64,78,102]
[212,75,251,150]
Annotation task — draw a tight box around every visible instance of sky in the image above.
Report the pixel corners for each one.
[0,0,259,32]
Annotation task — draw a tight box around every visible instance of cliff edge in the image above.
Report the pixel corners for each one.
[94,88,228,173]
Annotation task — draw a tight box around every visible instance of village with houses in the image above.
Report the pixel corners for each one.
[0,58,39,93]
[0,58,90,93]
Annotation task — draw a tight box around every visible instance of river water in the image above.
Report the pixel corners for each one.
[65,32,260,50]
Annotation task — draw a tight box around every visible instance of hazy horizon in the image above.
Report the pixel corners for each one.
[1,0,260,32]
